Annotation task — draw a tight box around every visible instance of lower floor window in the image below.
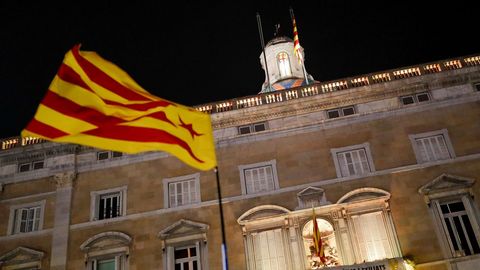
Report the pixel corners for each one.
[90,255,126,270]
[252,229,287,270]
[174,245,200,270]
[440,200,480,256]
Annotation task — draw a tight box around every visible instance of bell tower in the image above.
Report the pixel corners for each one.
[259,36,314,93]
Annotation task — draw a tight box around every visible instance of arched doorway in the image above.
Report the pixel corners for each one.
[302,218,340,268]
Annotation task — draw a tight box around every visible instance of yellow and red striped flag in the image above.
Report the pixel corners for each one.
[21,45,216,171]
[290,8,304,64]
[312,208,326,263]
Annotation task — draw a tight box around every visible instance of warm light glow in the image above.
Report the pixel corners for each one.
[372,73,391,83]
[277,52,292,78]
[444,60,462,70]
[424,64,442,73]
[393,67,421,79]
[464,56,480,66]
[302,218,340,268]
[321,81,348,92]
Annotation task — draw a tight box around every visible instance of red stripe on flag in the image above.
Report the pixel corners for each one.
[83,126,204,163]
[71,45,152,101]
[41,91,176,128]
[41,91,124,127]
[24,119,70,139]
[57,62,174,111]
[57,63,93,92]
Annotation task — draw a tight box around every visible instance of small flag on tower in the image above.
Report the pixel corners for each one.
[21,44,217,171]
[312,208,326,263]
[290,7,304,63]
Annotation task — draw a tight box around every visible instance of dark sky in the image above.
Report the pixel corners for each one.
[1,1,478,139]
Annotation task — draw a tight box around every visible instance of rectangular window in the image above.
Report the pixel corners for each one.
[400,91,430,105]
[168,178,198,208]
[163,173,200,208]
[98,192,122,220]
[439,200,480,256]
[409,129,455,163]
[351,211,392,262]
[174,245,200,270]
[8,201,45,235]
[97,151,123,160]
[475,83,480,91]
[13,206,41,234]
[239,160,279,195]
[336,149,370,177]
[18,160,44,172]
[244,165,274,194]
[238,122,267,135]
[90,255,125,270]
[327,106,356,119]
[91,186,127,221]
[252,229,287,270]
[331,143,375,178]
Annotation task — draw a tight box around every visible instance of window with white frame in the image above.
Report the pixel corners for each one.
[409,129,455,164]
[239,160,279,195]
[90,186,127,221]
[252,229,287,270]
[174,244,201,270]
[419,174,480,258]
[89,255,126,270]
[438,200,480,256]
[8,201,45,235]
[331,143,375,178]
[351,211,392,261]
[163,173,200,208]
[277,52,292,78]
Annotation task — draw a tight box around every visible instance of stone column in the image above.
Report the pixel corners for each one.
[50,171,76,270]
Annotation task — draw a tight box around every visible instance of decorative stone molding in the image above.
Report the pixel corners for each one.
[296,186,330,210]
[52,171,76,188]
[158,219,209,246]
[80,231,132,254]
[0,246,44,268]
[418,173,475,203]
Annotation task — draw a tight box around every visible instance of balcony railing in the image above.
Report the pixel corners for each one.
[2,54,479,151]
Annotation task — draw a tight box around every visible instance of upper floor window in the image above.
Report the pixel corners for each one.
[400,91,431,105]
[8,201,46,235]
[238,122,267,135]
[326,106,356,119]
[409,129,455,164]
[97,151,123,161]
[331,143,375,178]
[277,52,292,78]
[419,174,480,258]
[163,173,200,208]
[239,160,279,195]
[90,186,127,221]
[18,160,44,173]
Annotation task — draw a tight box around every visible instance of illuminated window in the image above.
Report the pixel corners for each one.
[303,218,340,268]
[277,52,292,78]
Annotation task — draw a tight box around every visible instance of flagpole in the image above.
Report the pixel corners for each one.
[289,7,310,85]
[257,12,272,92]
[215,166,229,270]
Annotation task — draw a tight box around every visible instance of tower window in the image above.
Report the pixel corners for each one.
[277,52,292,78]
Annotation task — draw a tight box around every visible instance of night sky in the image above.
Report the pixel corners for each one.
[1,1,478,139]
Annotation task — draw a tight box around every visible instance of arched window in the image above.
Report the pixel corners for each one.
[277,52,292,78]
[302,219,340,268]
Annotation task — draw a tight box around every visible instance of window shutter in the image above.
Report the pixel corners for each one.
[337,153,348,177]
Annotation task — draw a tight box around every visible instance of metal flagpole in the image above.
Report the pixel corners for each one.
[256,12,272,92]
[289,7,310,85]
[215,166,229,270]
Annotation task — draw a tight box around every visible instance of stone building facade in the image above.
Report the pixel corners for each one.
[1,41,480,269]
